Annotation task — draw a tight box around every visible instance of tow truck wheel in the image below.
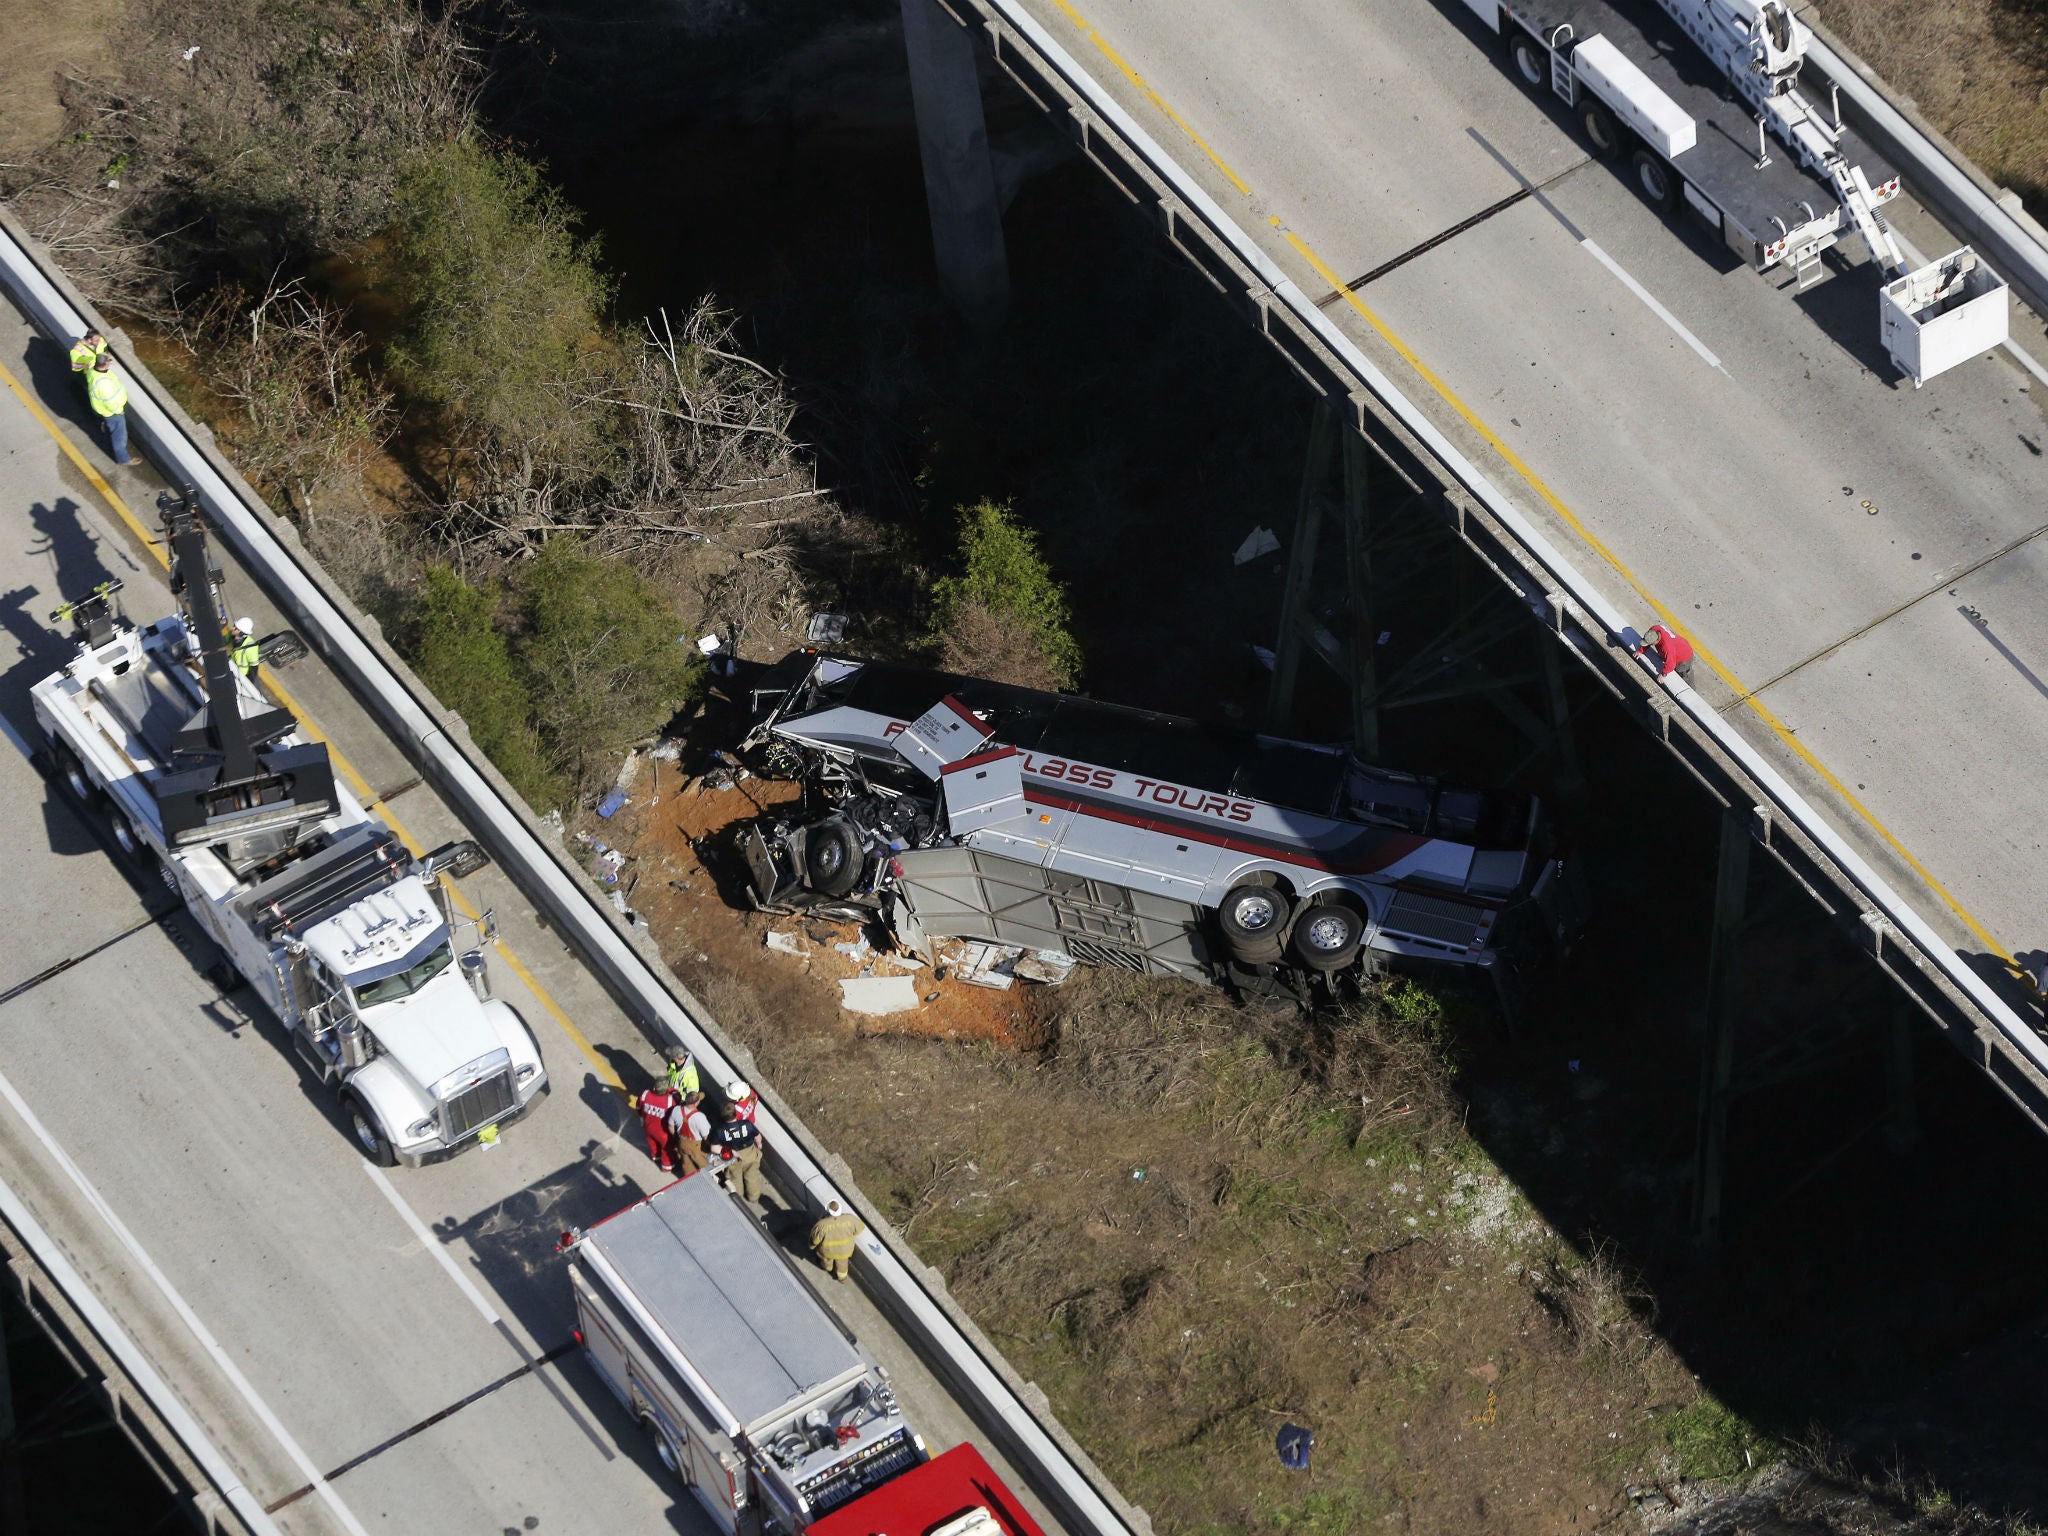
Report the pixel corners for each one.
[1508,32,1548,91]
[104,804,156,871]
[803,819,863,898]
[49,740,98,805]
[1630,149,1679,213]
[342,1093,398,1167]
[1289,903,1365,973]
[1218,884,1290,963]
[1579,100,1622,161]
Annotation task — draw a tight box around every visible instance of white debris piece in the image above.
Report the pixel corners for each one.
[1233,526,1281,565]
[942,940,1019,990]
[765,930,805,956]
[697,633,724,655]
[839,976,921,1015]
[1013,950,1078,986]
[834,937,873,962]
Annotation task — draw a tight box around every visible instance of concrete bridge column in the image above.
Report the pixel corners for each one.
[900,0,1011,331]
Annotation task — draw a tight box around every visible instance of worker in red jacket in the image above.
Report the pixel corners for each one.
[1635,622,1696,681]
[636,1082,683,1173]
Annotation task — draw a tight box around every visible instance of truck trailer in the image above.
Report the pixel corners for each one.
[734,653,1581,994]
[560,1172,1045,1536]
[1460,0,2010,384]
[31,489,548,1165]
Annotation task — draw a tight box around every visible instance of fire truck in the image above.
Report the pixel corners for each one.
[31,489,548,1165]
[559,1172,1046,1535]
[1462,0,2009,384]
[735,653,1580,994]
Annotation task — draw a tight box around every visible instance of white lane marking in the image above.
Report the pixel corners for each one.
[362,1161,503,1326]
[0,1067,373,1536]
[1892,232,2048,387]
[1578,238,1726,372]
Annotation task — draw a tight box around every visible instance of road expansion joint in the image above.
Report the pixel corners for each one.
[1321,157,1592,302]
[1721,515,2048,709]
[262,1339,579,1514]
[0,908,181,1010]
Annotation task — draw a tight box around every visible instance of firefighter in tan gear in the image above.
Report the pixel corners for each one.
[808,1199,865,1282]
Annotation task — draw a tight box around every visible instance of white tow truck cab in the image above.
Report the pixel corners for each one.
[561,1173,936,1534]
[30,489,547,1165]
[1466,0,2010,383]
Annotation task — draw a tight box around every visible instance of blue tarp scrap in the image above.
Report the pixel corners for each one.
[596,787,628,819]
[1276,1423,1313,1471]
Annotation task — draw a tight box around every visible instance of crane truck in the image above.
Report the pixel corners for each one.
[732,652,1582,999]
[559,1171,1047,1536]
[31,489,549,1166]
[1459,0,2011,384]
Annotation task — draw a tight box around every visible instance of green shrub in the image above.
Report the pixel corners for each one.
[929,500,1082,689]
[410,565,558,808]
[387,139,613,448]
[514,540,705,795]
[1662,1396,1771,1481]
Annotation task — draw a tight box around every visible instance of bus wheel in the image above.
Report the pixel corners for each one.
[1289,903,1365,973]
[1219,884,1290,964]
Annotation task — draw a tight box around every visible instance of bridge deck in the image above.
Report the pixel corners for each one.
[0,296,1055,1534]
[1009,0,2048,1000]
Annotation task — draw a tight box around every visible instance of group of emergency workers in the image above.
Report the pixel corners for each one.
[633,1046,865,1281]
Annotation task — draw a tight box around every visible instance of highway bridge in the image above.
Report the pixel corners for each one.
[0,220,1137,1533]
[909,0,2048,1192]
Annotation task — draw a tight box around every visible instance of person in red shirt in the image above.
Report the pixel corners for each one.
[636,1083,682,1173]
[1635,622,1695,681]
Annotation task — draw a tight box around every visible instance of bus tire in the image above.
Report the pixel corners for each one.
[1630,149,1679,213]
[1580,100,1622,161]
[1218,884,1290,964]
[1289,903,1365,973]
[803,819,863,898]
[1508,31,1549,92]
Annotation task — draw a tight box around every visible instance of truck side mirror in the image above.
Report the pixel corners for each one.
[422,839,490,881]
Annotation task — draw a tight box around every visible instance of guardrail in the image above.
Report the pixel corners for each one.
[0,206,1147,1536]
[951,0,2048,1100]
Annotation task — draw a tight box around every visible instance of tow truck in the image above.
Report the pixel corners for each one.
[31,488,548,1165]
[1462,0,2010,383]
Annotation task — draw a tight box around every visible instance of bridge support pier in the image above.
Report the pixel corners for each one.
[900,0,1011,331]
[1690,805,1753,1253]
[1267,402,1381,755]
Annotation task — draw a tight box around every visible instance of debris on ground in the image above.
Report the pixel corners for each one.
[838,976,921,1016]
[765,930,806,956]
[1233,525,1281,565]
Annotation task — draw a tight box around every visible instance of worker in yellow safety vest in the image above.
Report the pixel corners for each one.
[69,330,107,400]
[808,1199,865,1282]
[86,353,131,466]
[230,617,261,681]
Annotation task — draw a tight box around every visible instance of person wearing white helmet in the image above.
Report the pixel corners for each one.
[726,1080,757,1126]
[230,617,261,681]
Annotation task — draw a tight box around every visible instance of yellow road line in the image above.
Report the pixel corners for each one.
[1044,0,1251,195]
[0,359,167,572]
[1,355,628,1090]
[1038,1,2013,966]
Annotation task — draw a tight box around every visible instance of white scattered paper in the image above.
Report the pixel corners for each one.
[765,931,805,956]
[1233,526,1282,565]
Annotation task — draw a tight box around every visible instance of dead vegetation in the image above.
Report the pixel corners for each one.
[1809,0,2048,214]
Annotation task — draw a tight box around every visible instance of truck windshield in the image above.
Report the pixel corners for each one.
[351,941,454,1007]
